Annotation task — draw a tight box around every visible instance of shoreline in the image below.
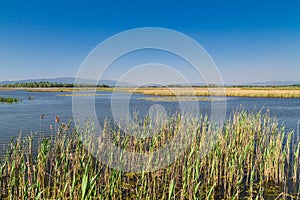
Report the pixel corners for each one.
[1,86,300,98]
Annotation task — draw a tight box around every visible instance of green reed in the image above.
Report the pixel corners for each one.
[0,110,299,199]
[0,97,20,103]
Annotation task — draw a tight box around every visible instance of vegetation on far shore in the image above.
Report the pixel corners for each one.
[57,93,107,97]
[23,86,300,98]
[0,111,299,199]
[0,81,110,89]
[141,96,212,101]
[114,86,300,98]
[1,81,300,98]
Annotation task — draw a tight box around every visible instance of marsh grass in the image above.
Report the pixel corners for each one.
[2,86,300,98]
[0,97,20,103]
[0,111,299,199]
[26,87,114,93]
[26,88,78,92]
[128,87,300,98]
[141,96,211,101]
[57,93,107,97]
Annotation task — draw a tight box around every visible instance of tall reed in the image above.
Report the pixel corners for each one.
[0,110,299,199]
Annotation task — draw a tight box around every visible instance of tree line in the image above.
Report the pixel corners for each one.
[0,81,110,88]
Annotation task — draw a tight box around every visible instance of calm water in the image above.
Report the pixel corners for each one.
[0,90,300,156]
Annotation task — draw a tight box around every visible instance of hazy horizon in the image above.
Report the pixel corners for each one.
[1,76,300,86]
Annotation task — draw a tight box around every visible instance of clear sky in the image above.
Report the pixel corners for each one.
[0,0,299,84]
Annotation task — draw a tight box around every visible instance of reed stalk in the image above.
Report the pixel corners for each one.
[0,110,299,199]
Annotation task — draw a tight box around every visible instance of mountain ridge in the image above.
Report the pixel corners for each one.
[0,77,299,87]
[0,77,129,86]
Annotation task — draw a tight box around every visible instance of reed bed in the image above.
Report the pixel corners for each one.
[141,97,211,101]
[26,88,79,92]
[125,87,300,98]
[0,97,20,103]
[2,86,300,98]
[0,111,299,199]
[57,93,107,97]
[26,87,114,93]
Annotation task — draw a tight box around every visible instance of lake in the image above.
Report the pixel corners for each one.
[0,89,300,156]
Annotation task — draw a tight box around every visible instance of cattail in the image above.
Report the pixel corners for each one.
[61,123,70,132]
[55,116,60,123]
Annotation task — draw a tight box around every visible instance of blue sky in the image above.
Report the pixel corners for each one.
[0,0,299,84]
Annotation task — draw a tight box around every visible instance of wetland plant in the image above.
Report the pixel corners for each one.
[0,110,299,199]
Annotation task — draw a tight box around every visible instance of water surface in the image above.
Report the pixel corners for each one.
[0,90,299,155]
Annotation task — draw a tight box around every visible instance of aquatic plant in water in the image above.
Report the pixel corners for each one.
[0,97,20,103]
[0,110,299,199]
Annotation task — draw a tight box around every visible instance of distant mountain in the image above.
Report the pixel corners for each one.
[1,77,299,87]
[0,77,131,87]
